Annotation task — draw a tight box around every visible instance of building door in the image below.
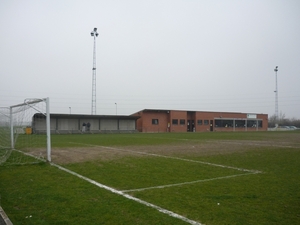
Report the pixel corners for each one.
[187,120,195,132]
[192,120,195,132]
[187,120,191,132]
[210,120,214,131]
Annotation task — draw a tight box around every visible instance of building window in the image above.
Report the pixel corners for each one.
[223,120,233,127]
[258,120,262,128]
[152,119,159,125]
[247,120,257,127]
[235,120,246,127]
[197,120,202,125]
[180,119,185,125]
[215,119,234,127]
[172,119,178,125]
[204,120,209,125]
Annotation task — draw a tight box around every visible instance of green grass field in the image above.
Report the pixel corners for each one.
[1,131,300,224]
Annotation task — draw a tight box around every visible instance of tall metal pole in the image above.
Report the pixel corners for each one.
[274,66,278,126]
[91,28,98,115]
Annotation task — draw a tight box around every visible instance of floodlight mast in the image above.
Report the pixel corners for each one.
[274,66,278,126]
[91,28,98,115]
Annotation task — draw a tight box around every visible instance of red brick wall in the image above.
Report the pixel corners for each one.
[134,111,143,132]
[133,110,170,132]
[133,110,268,133]
[169,110,187,132]
[257,113,268,130]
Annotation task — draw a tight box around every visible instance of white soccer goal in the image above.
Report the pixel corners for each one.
[0,98,51,165]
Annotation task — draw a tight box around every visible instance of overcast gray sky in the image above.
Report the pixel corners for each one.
[1,0,299,118]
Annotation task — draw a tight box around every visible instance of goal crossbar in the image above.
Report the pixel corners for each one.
[9,97,51,162]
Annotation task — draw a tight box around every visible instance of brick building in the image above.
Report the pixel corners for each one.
[131,109,268,132]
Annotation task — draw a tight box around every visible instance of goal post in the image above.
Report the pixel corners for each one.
[46,97,51,162]
[0,97,51,165]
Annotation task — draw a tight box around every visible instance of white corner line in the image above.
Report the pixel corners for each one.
[122,172,259,193]
[69,142,262,174]
[51,162,203,225]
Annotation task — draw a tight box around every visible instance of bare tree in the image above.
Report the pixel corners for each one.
[268,112,300,128]
[268,114,276,127]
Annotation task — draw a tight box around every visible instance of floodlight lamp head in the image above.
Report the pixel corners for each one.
[91,28,99,37]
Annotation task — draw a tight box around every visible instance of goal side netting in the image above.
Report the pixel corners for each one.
[0,98,51,165]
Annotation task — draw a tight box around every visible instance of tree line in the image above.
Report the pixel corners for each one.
[268,112,300,128]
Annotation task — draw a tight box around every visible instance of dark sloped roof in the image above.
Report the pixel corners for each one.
[33,113,140,120]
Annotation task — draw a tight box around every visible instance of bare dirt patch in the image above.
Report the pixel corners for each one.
[28,139,299,165]
[53,140,271,164]
[50,146,140,164]
[122,140,255,157]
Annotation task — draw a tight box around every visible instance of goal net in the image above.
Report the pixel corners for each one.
[0,98,51,165]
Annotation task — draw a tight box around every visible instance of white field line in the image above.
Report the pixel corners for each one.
[9,149,46,165]
[113,134,190,142]
[51,162,202,225]
[70,142,262,173]
[0,206,13,225]
[210,141,299,149]
[121,172,258,193]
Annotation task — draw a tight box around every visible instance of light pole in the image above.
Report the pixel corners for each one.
[115,103,117,115]
[91,28,98,115]
[274,66,278,126]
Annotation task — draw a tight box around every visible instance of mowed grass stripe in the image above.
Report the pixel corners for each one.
[131,147,300,225]
[64,154,249,191]
[1,131,300,224]
[52,162,203,225]
[69,143,262,173]
[0,162,191,225]
[121,172,257,193]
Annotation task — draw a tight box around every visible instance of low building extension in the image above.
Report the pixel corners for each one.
[32,113,139,134]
